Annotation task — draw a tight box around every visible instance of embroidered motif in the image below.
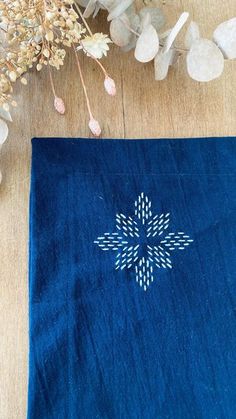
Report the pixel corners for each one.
[94,193,193,291]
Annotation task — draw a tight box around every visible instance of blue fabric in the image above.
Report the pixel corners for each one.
[28,137,236,419]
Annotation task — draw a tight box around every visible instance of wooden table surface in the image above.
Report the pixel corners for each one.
[1,1,236,418]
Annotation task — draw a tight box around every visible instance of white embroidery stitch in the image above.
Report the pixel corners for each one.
[94,193,194,291]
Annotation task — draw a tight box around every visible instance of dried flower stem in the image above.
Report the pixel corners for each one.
[80,42,109,77]
[119,16,188,53]
[73,44,93,119]
[74,2,93,36]
[120,17,188,54]
[48,65,56,97]
[119,16,140,37]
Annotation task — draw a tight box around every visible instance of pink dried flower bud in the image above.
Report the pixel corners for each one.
[89,117,101,137]
[104,76,116,96]
[54,96,65,115]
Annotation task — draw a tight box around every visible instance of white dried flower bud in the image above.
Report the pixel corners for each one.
[36,63,42,71]
[21,77,27,85]
[9,71,17,82]
[42,48,50,58]
[3,103,9,111]
[46,12,54,20]
[45,31,54,42]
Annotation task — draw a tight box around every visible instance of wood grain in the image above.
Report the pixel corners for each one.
[0,1,236,417]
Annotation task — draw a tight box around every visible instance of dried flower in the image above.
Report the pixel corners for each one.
[0,0,115,141]
[80,33,112,59]
[54,97,66,115]
[36,64,42,71]
[21,77,27,85]
[89,117,101,137]
[9,71,17,82]
[104,76,116,96]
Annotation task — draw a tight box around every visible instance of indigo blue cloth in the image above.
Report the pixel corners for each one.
[28,137,236,419]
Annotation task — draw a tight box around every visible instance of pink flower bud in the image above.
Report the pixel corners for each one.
[104,76,116,96]
[54,97,65,115]
[89,117,101,137]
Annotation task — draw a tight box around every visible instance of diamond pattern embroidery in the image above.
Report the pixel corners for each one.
[94,193,193,291]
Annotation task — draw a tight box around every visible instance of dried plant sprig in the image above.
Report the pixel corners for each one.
[0,0,114,145]
[73,43,101,136]
[48,65,66,114]
[77,0,236,82]
[78,41,116,96]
